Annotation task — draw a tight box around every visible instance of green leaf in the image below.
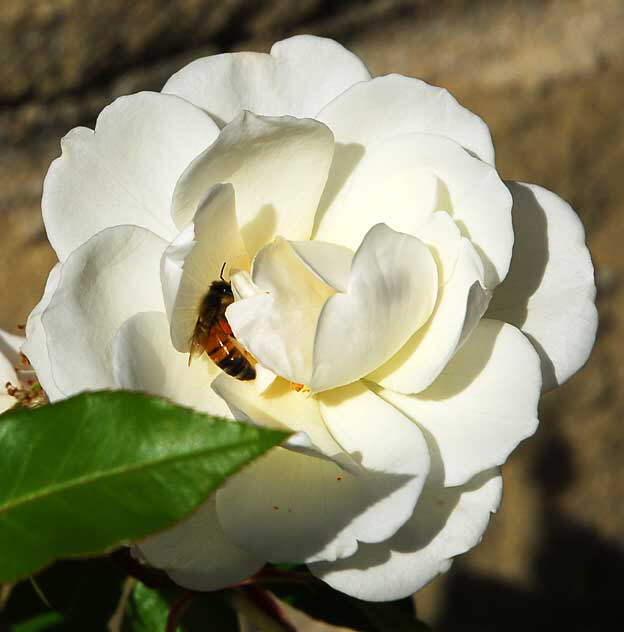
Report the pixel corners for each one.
[0,391,289,583]
[122,582,238,632]
[270,577,430,631]
[122,583,171,632]
[11,611,64,632]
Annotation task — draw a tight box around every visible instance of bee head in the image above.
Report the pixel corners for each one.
[199,280,233,314]
[211,280,231,295]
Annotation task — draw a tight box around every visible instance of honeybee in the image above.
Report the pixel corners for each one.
[189,266,256,381]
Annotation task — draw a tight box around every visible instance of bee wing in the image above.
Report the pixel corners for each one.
[188,302,222,366]
[188,337,205,366]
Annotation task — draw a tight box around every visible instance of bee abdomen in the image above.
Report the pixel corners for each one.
[217,351,256,381]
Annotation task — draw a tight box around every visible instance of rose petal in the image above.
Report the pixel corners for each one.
[163,35,370,125]
[113,311,232,418]
[0,351,17,385]
[315,155,442,252]
[0,395,15,415]
[161,183,250,353]
[211,373,353,470]
[137,496,263,592]
[311,224,438,393]
[317,74,495,164]
[23,264,65,402]
[40,226,167,395]
[415,211,462,285]
[216,382,429,564]
[171,111,335,258]
[217,448,358,564]
[315,132,512,289]
[226,238,337,385]
[486,182,598,390]
[229,269,261,301]
[310,469,502,602]
[0,348,18,414]
[378,319,540,486]
[0,330,38,405]
[289,240,353,293]
[317,382,430,544]
[314,74,495,243]
[368,238,489,394]
[42,92,219,260]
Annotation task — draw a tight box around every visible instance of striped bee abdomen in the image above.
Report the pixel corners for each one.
[206,333,256,381]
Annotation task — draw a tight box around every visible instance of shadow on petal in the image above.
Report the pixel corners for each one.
[217,445,420,564]
[521,332,557,392]
[391,469,499,557]
[414,318,501,399]
[487,182,549,326]
[240,203,277,257]
[315,466,501,574]
[313,142,365,236]
[452,218,501,288]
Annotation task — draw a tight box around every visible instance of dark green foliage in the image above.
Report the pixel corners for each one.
[0,391,288,582]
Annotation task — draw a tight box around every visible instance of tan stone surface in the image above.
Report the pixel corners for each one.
[1,1,622,630]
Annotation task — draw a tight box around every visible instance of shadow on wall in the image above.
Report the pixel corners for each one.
[437,420,624,632]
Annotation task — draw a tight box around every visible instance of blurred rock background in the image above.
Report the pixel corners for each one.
[0,0,622,629]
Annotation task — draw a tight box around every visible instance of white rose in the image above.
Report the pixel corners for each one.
[23,36,597,601]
